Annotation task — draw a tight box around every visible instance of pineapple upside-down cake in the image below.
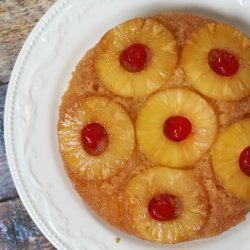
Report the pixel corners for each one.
[57,12,250,243]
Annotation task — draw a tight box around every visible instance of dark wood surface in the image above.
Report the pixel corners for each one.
[0,1,57,249]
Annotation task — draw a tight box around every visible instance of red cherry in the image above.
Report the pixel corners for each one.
[81,122,108,156]
[148,194,175,221]
[239,146,250,177]
[163,115,192,142]
[120,43,149,72]
[208,48,239,76]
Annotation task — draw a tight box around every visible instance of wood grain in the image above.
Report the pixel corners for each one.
[0,198,55,250]
[0,0,56,83]
[0,83,18,201]
[0,1,57,249]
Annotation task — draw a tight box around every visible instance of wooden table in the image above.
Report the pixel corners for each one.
[0,1,57,249]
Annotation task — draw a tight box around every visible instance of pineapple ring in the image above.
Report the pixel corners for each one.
[125,166,208,243]
[182,23,250,101]
[95,18,177,97]
[136,89,217,167]
[58,96,135,180]
[212,119,250,201]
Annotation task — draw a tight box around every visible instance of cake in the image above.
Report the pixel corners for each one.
[57,12,250,243]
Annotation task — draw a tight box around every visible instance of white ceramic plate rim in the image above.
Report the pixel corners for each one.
[4,0,250,249]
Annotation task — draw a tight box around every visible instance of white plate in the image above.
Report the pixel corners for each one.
[4,0,250,249]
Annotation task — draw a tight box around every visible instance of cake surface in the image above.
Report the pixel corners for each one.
[57,12,250,243]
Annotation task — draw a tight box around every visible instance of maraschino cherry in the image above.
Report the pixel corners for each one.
[148,194,176,221]
[163,115,192,142]
[81,122,108,156]
[239,146,250,177]
[208,48,239,77]
[120,43,150,72]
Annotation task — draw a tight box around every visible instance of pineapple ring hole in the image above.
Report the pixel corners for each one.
[119,43,151,72]
[81,122,109,156]
[208,48,239,77]
[239,146,250,177]
[148,193,182,221]
[163,115,192,142]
